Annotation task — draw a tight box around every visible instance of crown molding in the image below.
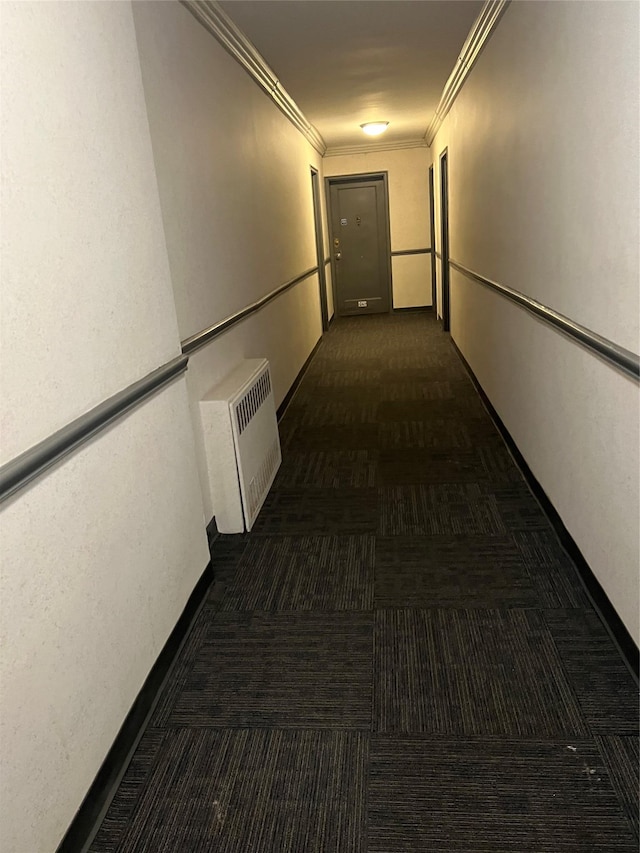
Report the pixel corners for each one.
[324,138,429,158]
[425,0,510,146]
[180,0,326,155]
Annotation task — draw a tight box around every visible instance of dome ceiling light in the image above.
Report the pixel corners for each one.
[360,121,390,137]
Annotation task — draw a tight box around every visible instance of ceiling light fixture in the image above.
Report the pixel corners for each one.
[360,121,389,137]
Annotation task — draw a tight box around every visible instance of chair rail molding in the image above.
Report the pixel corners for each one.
[181,266,319,355]
[450,258,640,380]
[0,355,189,505]
[391,248,432,257]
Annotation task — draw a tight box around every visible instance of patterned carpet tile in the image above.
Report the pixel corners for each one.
[368,735,638,852]
[513,532,592,608]
[377,448,488,486]
[382,352,458,371]
[306,356,382,374]
[274,417,297,451]
[379,365,467,384]
[92,729,367,853]
[374,527,586,609]
[544,610,639,734]
[594,734,640,838]
[374,535,543,608]
[292,387,385,410]
[306,367,382,388]
[379,484,506,536]
[377,397,487,422]
[221,535,374,611]
[251,487,378,536]
[373,380,460,401]
[464,416,512,441]
[377,419,475,449]
[477,443,524,483]
[164,612,373,728]
[208,534,249,585]
[362,380,475,403]
[281,423,381,451]
[93,312,637,848]
[374,609,588,737]
[90,729,167,852]
[489,484,551,530]
[291,400,379,426]
[275,449,377,488]
[150,603,216,728]
[529,571,594,609]
[513,529,575,571]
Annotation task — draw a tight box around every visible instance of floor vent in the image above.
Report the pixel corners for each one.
[200,359,281,533]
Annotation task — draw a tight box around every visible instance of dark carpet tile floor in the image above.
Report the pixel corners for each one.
[92,312,638,852]
[251,487,379,536]
[376,447,490,486]
[220,534,375,611]
[93,729,368,853]
[594,734,640,837]
[368,736,638,852]
[276,449,378,489]
[379,483,507,536]
[162,611,373,729]
[374,535,544,609]
[374,608,588,737]
[544,609,640,734]
[282,423,381,452]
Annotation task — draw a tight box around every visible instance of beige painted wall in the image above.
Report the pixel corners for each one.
[323,147,433,309]
[431,0,639,642]
[0,3,209,851]
[132,2,325,517]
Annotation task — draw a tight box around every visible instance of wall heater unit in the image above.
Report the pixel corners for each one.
[199,359,281,533]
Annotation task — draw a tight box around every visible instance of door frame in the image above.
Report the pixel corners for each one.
[324,171,393,316]
[439,149,451,332]
[428,164,437,313]
[310,166,329,332]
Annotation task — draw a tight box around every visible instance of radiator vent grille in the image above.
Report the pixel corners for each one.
[236,370,272,434]
[247,436,280,522]
[199,359,281,533]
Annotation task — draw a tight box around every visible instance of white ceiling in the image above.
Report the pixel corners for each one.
[219,0,484,152]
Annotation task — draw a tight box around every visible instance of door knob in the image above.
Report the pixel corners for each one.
[335,252,342,261]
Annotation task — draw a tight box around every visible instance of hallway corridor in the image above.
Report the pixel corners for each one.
[90,313,638,851]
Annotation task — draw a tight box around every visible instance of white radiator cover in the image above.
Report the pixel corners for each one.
[199,359,281,533]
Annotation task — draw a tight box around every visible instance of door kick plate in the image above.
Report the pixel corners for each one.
[344,297,382,310]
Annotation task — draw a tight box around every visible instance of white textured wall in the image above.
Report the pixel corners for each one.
[132,1,325,516]
[324,147,433,308]
[0,382,207,852]
[0,4,209,850]
[431,0,640,642]
[0,2,183,464]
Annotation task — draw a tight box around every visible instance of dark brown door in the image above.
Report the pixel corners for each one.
[328,175,391,316]
[428,164,437,312]
[440,150,451,331]
[311,167,329,331]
